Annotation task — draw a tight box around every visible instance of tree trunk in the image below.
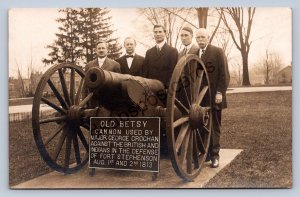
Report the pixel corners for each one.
[196,8,208,28]
[242,53,251,86]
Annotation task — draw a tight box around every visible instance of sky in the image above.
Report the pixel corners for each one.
[8,7,292,78]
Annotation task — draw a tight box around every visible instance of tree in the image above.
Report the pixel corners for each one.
[214,27,233,61]
[256,50,283,85]
[230,59,242,86]
[196,8,208,28]
[43,8,121,66]
[43,9,81,65]
[139,8,195,48]
[139,8,223,49]
[219,8,256,86]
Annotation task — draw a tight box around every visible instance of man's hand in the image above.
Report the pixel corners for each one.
[215,92,222,104]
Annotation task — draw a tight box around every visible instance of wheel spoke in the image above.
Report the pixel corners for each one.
[39,116,67,124]
[70,68,75,105]
[193,130,200,168]
[73,132,81,164]
[175,123,189,152]
[175,98,189,115]
[79,92,94,107]
[180,75,191,107]
[196,86,208,105]
[41,97,66,114]
[187,61,198,103]
[44,123,66,146]
[64,133,72,168]
[58,68,71,106]
[47,79,69,109]
[195,128,206,154]
[52,128,68,161]
[75,78,84,105]
[173,116,189,128]
[76,127,89,151]
[194,70,204,102]
[200,126,210,134]
[179,129,190,166]
[187,129,193,174]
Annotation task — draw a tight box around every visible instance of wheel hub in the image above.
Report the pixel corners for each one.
[189,104,209,128]
[67,105,84,122]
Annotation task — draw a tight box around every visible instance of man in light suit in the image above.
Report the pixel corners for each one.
[85,40,121,73]
[195,28,230,168]
[178,26,199,59]
[142,24,178,88]
[116,37,144,76]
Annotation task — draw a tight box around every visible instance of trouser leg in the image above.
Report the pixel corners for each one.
[209,109,222,160]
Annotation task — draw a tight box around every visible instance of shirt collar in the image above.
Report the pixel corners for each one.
[201,44,208,51]
[126,53,135,56]
[156,40,166,50]
[184,43,194,51]
[98,56,107,62]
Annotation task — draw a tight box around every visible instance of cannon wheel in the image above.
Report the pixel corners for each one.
[166,54,212,181]
[32,63,91,174]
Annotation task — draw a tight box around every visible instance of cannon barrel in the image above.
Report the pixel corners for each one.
[85,67,166,111]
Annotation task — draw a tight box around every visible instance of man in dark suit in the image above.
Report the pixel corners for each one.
[85,40,121,109]
[178,26,199,59]
[195,28,230,168]
[116,37,144,76]
[142,24,178,88]
[142,24,178,154]
[85,40,121,73]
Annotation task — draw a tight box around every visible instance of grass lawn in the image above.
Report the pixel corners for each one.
[205,90,292,188]
[9,90,292,187]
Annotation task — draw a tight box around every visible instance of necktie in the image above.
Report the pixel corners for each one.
[183,47,187,55]
[125,55,134,58]
[157,46,161,54]
[200,49,205,59]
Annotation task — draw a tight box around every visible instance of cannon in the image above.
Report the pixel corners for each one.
[32,54,212,181]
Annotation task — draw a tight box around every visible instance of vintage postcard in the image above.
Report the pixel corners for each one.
[9,7,292,188]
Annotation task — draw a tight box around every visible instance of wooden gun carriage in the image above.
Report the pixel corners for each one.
[32,55,213,181]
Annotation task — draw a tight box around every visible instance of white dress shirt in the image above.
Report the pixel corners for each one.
[156,40,166,51]
[182,43,194,55]
[126,53,135,69]
[199,45,208,58]
[97,56,107,67]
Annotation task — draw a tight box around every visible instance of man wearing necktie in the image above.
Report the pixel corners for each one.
[142,24,178,88]
[178,26,199,60]
[142,24,178,155]
[116,37,144,76]
[195,28,230,168]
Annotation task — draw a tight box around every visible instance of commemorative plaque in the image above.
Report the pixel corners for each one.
[89,117,160,172]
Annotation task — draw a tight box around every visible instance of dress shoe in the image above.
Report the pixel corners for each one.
[211,158,219,168]
[205,154,212,162]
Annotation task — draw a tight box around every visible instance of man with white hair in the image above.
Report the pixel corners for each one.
[195,28,230,168]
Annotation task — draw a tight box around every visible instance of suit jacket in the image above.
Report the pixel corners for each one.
[178,44,199,60]
[200,44,230,109]
[116,54,144,76]
[142,43,178,87]
[84,57,121,109]
[85,57,121,73]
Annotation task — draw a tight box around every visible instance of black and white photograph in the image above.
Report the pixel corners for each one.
[8,7,292,189]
